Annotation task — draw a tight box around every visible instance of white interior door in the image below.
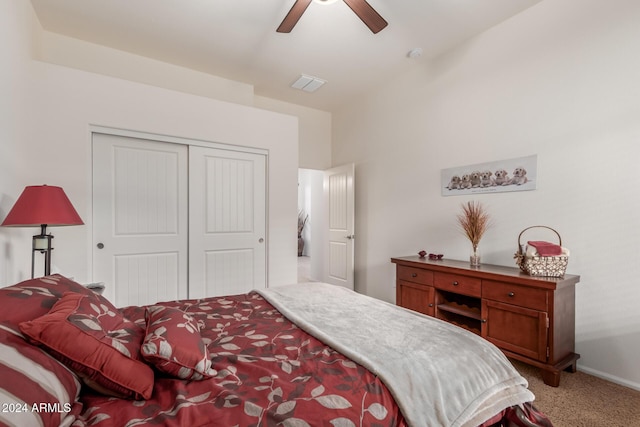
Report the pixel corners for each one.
[324,163,355,289]
[188,146,267,298]
[92,133,188,307]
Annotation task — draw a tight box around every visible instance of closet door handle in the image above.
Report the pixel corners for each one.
[96,243,104,249]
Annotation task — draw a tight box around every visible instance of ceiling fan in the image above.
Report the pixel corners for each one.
[277,0,388,34]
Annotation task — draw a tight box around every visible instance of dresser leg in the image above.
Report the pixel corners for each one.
[541,368,561,387]
[540,353,580,386]
[564,360,578,373]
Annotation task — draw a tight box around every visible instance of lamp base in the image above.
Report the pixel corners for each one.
[32,226,53,278]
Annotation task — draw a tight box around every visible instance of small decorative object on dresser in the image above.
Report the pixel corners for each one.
[391,255,580,387]
[456,200,491,267]
[514,226,569,277]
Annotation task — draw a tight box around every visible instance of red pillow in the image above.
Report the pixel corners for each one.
[0,326,83,427]
[19,292,154,400]
[0,274,94,328]
[141,305,216,380]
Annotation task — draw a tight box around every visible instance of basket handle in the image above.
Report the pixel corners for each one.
[517,226,562,254]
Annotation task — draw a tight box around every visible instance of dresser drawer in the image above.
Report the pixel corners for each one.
[397,266,433,286]
[434,272,481,297]
[482,280,548,311]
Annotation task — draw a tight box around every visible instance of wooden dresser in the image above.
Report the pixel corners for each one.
[391,256,580,386]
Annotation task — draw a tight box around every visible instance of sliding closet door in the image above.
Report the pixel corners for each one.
[188,146,267,298]
[92,133,188,307]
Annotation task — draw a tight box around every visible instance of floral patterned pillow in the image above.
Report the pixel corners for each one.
[19,292,154,400]
[0,274,94,329]
[141,305,216,380]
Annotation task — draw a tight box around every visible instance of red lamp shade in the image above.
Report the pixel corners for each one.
[1,185,84,227]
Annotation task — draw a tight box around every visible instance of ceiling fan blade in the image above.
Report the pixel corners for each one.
[342,0,388,34]
[277,0,313,33]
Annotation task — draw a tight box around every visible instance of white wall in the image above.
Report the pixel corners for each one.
[1,1,299,291]
[38,31,255,107]
[256,97,332,170]
[0,0,40,284]
[38,32,333,172]
[332,0,640,389]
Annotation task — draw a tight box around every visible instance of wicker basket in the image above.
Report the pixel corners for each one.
[514,226,568,277]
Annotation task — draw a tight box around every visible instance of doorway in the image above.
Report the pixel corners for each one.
[297,168,323,283]
[298,164,355,289]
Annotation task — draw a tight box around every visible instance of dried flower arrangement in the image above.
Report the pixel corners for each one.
[456,201,491,266]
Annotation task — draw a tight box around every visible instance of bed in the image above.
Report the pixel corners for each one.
[0,275,552,427]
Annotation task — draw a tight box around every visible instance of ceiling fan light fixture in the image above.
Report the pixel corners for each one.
[313,0,339,4]
[291,74,327,92]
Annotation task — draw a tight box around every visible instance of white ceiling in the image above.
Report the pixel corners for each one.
[30,0,542,112]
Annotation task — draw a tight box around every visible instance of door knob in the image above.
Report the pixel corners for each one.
[96,243,104,249]
[258,238,264,243]
[346,234,355,240]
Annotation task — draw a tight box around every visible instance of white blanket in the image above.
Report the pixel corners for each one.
[256,283,534,427]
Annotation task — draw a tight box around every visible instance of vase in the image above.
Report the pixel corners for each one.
[298,236,304,257]
[470,245,481,267]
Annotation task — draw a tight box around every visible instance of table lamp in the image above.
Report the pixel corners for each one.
[1,185,84,278]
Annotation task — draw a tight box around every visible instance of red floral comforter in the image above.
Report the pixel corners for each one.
[73,292,407,426]
[71,291,550,427]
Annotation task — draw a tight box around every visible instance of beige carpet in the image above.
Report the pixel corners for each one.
[511,359,640,427]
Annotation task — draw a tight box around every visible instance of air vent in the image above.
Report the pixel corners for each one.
[291,74,327,93]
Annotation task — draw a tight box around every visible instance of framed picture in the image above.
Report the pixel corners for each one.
[441,155,537,196]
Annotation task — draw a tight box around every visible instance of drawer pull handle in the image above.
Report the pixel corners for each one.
[508,292,515,297]
[411,273,417,278]
[481,319,487,323]
[428,303,433,307]
[452,281,459,286]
